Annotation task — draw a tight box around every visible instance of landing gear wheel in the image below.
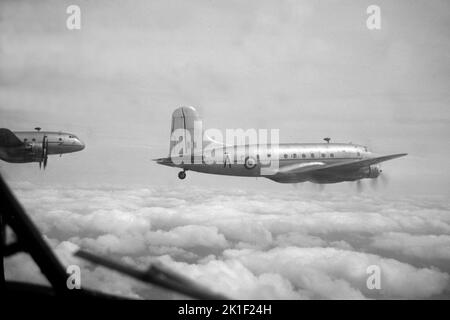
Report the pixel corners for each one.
[178,171,186,180]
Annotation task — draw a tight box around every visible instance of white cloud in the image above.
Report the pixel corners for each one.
[157,255,304,300]
[222,247,449,299]
[4,185,450,299]
[146,225,229,249]
[371,232,450,261]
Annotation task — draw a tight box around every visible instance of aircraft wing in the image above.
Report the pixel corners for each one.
[277,153,407,175]
[0,128,23,147]
[276,161,327,174]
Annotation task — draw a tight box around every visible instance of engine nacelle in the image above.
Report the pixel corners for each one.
[29,143,42,154]
[24,143,45,161]
[366,165,381,178]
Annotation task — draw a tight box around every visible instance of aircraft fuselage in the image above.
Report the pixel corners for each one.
[157,142,378,183]
[0,131,85,163]
[156,106,406,184]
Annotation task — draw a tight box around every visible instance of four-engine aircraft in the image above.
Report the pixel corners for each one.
[0,127,85,169]
[155,106,407,184]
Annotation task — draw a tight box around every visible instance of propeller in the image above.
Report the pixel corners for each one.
[370,177,378,189]
[370,167,389,190]
[380,171,389,186]
[356,180,363,192]
[41,135,48,170]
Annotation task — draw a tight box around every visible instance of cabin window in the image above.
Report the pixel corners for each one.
[330,153,335,158]
[321,153,326,158]
[59,138,62,141]
[292,154,297,158]
[24,138,28,142]
[310,153,315,158]
[357,152,361,157]
[284,154,288,159]
[32,138,36,142]
[267,154,271,158]
[302,154,306,158]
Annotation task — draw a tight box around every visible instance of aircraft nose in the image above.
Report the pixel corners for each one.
[77,138,85,151]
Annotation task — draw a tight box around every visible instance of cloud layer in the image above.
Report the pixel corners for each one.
[4,184,450,299]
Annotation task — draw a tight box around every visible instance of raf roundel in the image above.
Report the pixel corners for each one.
[244,156,257,169]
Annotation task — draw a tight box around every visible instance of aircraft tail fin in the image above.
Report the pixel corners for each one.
[0,128,23,147]
[169,106,221,156]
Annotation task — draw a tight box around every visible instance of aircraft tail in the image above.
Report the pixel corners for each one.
[169,106,221,156]
[0,128,23,147]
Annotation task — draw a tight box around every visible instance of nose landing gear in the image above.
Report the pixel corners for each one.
[178,170,186,180]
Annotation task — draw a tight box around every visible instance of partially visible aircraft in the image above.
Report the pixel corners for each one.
[0,127,85,169]
[155,106,407,185]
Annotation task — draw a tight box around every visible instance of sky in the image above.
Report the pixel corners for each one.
[0,0,449,194]
[1,0,449,299]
